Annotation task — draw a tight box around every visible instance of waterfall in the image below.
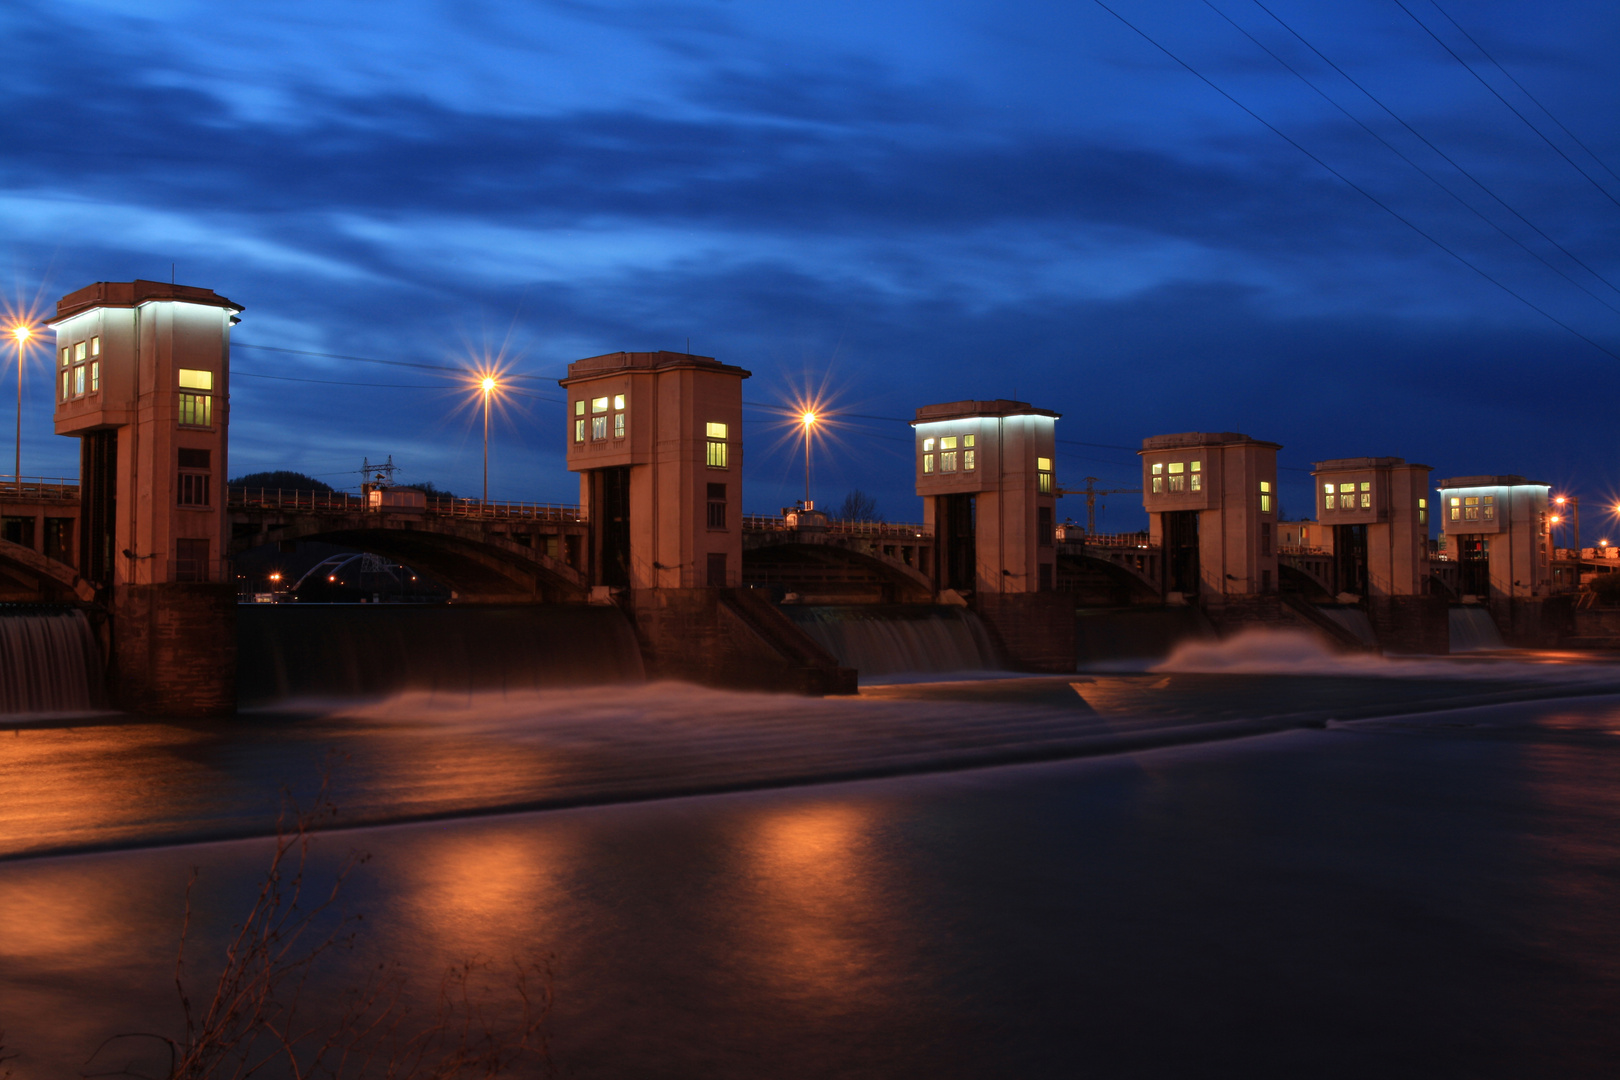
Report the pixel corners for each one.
[238,604,646,704]
[1449,607,1506,652]
[781,605,1002,677]
[0,608,105,714]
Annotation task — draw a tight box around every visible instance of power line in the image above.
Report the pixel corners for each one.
[1206,0,1620,318]
[1427,0,1620,190]
[1254,0,1620,302]
[1390,0,1620,213]
[1092,0,1620,364]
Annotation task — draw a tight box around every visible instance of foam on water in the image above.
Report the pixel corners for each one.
[1151,628,1620,681]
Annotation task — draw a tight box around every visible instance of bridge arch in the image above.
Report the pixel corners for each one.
[742,536,933,603]
[232,515,587,602]
[0,538,96,603]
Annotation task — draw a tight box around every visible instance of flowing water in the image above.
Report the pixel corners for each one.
[781,604,1002,678]
[0,608,104,714]
[236,603,645,703]
[1451,605,1508,652]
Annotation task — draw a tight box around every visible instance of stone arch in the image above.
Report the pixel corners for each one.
[0,538,96,603]
[742,539,934,603]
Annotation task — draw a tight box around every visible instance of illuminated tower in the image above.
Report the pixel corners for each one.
[1140,431,1279,600]
[50,280,240,715]
[913,399,1071,671]
[1436,475,1551,603]
[561,350,749,591]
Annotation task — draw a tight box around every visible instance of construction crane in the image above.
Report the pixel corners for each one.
[1056,476,1141,534]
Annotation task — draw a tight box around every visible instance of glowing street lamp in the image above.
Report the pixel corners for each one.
[10,323,32,492]
[801,410,816,509]
[480,375,497,507]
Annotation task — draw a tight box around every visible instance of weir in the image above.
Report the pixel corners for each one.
[782,605,1001,677]
[1449,606,1506,653]
[237,604,645,704]
[0,608,105,714]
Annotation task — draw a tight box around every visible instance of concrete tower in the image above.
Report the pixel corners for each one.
[561,350,749,592]
[50,280,241,715]
[913,399,1071,671]
[1140,432,1280,601]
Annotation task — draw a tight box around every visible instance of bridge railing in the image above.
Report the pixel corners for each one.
[1058,531,1157,549]
[741,515,931,538]
[424,496,585,522]
[227,488,586,522]
[0,476,82,501]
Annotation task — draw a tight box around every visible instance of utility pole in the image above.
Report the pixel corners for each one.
[1056,476,1141,534]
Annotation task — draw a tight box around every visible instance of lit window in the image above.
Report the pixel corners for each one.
[923,438,935,452]
[1190,460,1201,491]
[1151,461,1163,494]
[592,397,609,414]
[1038,457,1053,495]
[941,436,957,450]
[1419,498,1428,526]
[1450,496,1461,521]
[59,347,69,368]
[1324,482,1336,511]
[60,371,68,401]
[1169,461,1185,493]
[706,422,728,439]
[90,361,99,393]
[575,400,585,416]
[75,342,86,362]
[574,419,585,442]
[923,454,934,473]
[74,366,85,395]
[964,449,975,471]
[178,369,213,391]
[941,437,958,471]
[91,336,100,356]
[964,434,975,448]
[1464,496,1479,521]
[614,413,625,438]
[592,415,607,440]
[1482,494,1495,521]
[1260,480,1272,514]
[613,394,625,410]
[707,437,728,469]
[177,393,212,427]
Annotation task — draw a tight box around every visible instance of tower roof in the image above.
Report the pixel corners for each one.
[52,280,243,323]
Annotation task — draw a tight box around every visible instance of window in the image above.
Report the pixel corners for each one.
[574,419,585,443]
[706,422,728,468]
[1324,482,1336,511]
[60,371,69,401]
[175,537,209,583]
[59,347,69,368]
[90,336,100,357]
[177,393,212,427]
[591,415,607,440]
[1419,498,1428,526]
[1260,480,1272,514]
[1360,480,1371,509]
[1482,494,1495,521]
[1038,505,1053,547]
[75,342,87,362]
[74,366,85,395]
[178,369,213,391]
[1464,496,1479,521]
[707,482,727,530]
[923,438,935,452]
[1038,457,1053,495]
[575,400,585,416]
[592,397,609,414]
[941,435,958,472]
[90,361,99,393]
[178,472,211,506]
[706,552,727,588]
[1151,462,1163,494]
[1190,460,1201,491]
[963,434,976,471]
[613,394,625,410]
[923,453,934,474]
[1261,522,1272,555]
[614,413,625,439]
[1169,461,1185,493]
[1450,496,1461,521]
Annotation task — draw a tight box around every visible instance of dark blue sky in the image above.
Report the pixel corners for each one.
[5,1,1620,532]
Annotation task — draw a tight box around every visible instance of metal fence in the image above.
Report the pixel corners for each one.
[0,476,81,501]
[740,515,930,538]
[226,488,586,522]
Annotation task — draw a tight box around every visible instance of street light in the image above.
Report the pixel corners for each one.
[480,375,497,507]
[10,324,32,492]
[801,410,816,509]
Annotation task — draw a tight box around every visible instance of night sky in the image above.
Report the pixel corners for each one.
[5,1,1620,533]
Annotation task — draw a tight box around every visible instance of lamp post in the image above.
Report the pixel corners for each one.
[10,324,31,493]
[801,410,816,510]
[480,376,496,508]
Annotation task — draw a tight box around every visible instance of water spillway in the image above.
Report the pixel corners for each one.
[0,608,105,714]
[237,603,646,704]
[1449,606,1506,652]
[780,604,1002,678]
